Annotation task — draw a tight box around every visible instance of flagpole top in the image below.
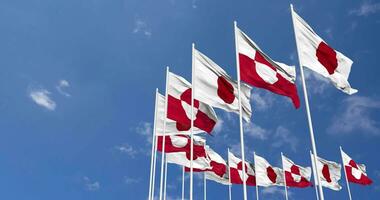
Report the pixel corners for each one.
[290,4,293,10]
[234,21,237,26]
[156,88,158,93]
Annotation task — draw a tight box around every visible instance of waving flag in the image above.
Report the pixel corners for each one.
[167,72,217,134]
[341,148,373,185]
[282,155,312,188]
[291,8,357,94]
[311,154,342,191]
[255,154,284,187]
[193,48,252,122]
[228,151,256,186]
[157,135,205,153]
[235,26,300,108]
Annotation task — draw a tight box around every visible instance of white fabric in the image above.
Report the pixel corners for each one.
[205,146,230,185]
[341,149,368,179]
[292,9,357,94]
[255,154,284,187]
[193,49,252,122]
[282,155,311,183]
[311,154,342,191]
[166,151,210,170]
[228,152,255,182]
[236,27,297,83]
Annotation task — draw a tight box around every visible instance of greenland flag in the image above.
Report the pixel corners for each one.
[291,8,357,94]
[235,27,300,108]
[193,48,252,122]
[167,72,218,134]
[341,148,373,185]
[255,154,284,187]
[155,92,203,136]
[282,155,312,188]
[157,135,205,153]
[311,154,342,191]
[228,151,256,186]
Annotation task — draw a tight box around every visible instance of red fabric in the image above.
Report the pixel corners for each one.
[230,162,256,186]
[157,135,206,159]
[284,165,312,188]
[345,160,373,185]
[239,53,300,108]
[185,161,227,178]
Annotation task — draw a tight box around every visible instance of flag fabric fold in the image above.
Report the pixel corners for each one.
[282,155,312,188]
[193,48,252,122]
[255,154,284,187]
[341,149,373,185]
[235,27,300,108]
[291,9,357,95]
[311,154,342,191]
[228,151,256,186]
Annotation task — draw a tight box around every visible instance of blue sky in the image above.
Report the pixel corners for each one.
[0,0,379,199]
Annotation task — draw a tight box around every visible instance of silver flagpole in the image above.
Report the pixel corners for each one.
[310,151,320,200]
[290,4,325,200]
[228,148,232,200]
[340,146,353,200]
[281,153,289,200]
[163,158,168,200]
[149,89,159,200]
[204,172,207,200]
[253,152,259,200]
[190,43,195,200]
[182,166,185,200]
[159,67,170,200]
[233,20,248,200]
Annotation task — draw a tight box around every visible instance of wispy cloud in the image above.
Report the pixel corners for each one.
[244,122,270,140]
[261,187,292,198]
[350,1,380,16]
[83,176,100,191]
[251,91,275,111]
[328,96,380,135]
[114,143,138,158]
[133,19,152,37]
[302,69,330,95]
[29,88,56,111]
[56,79,71,97]
[124,176,141,184]
[213,119,224,134]
[136,122,153,143]
[272,126,299,152]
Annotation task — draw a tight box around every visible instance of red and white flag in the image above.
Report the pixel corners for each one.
[282,155,312,188]
[157,135,205,153]
[193,48,252,122]
[235,27,300,108]
[228,151,256,186]
[255,154,284,187]
[166,136,210,170]
[341,149,373,185]
[167,72,218,134]
[156,92,203,135]
[291,9,357,95]
[311,154,342,191]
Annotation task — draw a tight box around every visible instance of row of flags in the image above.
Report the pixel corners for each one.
[148,5,369,200]
[158,135,372,190]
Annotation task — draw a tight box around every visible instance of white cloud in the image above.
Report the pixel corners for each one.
[244,122,269,140]
[324,28,333,39]
[350,1,380,16]
[302,69,330,95]
[191,0,198,9]
[56,79,71,97]
[115,143,138,158]
[83,176,100,191]
[136,122,153,143]
[133,19,152,37]
[328,96,380,135]
[124,177,141,184]
[251,91,275,111]
[213,119,224,134]
[29,88,56,111]
[261,187,292,198]
[272,126,298,152]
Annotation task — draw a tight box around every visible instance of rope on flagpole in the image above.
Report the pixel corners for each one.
[340,146,353,200]
[234,20,248,200]
[148,89,159,200]
[159,67,170,200]
[281,153,289,200]
[190,43,195,200]
[290,4,324,200]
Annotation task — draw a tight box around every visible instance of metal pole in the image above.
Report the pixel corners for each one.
[149,89,159,200]
[190,43,195,200]
[281,153,289,200]
[310,151,320,200]
[253,152,259,200]
[228,148,232,200]
[340,146,353,200]
[163,158,168,200]
[182,166,185,200]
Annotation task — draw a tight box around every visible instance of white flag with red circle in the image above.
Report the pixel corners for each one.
[157,134,204,153]
[341,149,373,185]
[228,151,256,186]
[292,9,357,95]
[236,27,300,108]
[311,154,342,191]
[255,154,284,187]
[167,72,218,134]
[282,155,312,188]
[193,48,252,122]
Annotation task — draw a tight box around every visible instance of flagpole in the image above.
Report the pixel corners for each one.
[164,158,168,200]
[204,173,207,200]
[182,166,185,200]
[253,152,259,200]
[190,43,195,200]
[151,126,158,200]
[340,146,353,200]
[310,151,320,200]
[290,4,324,200]
[159,67,170,200]
[148,89,159,200]
[281,153,289,200]
[234,20,248,200]
[228,148,232,200]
